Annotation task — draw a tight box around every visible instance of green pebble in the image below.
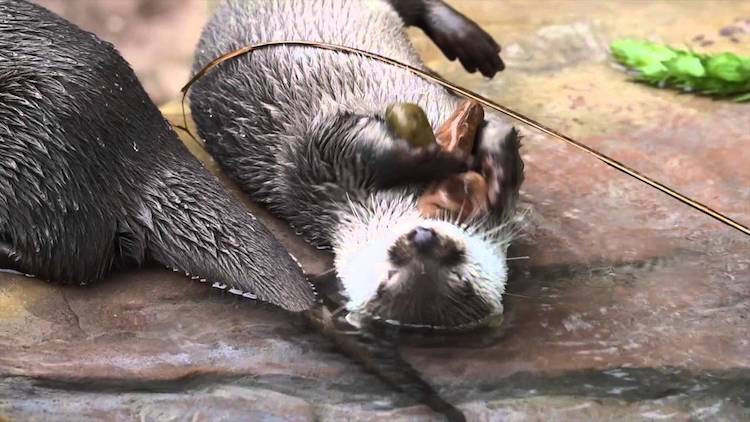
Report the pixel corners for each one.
[385,103,436,148]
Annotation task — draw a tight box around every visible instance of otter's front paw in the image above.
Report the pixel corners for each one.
[476,127,524,214]
[374,103,468,188]
[371,141,468,189]
[424,5,504,78]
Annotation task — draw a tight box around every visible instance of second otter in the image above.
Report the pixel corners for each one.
[190,0,525,330]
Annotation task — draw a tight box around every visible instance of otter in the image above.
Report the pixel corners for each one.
[0,0,314,311]
[190,0,525,330]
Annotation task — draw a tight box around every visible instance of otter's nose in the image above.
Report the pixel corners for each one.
[408,226,438,252]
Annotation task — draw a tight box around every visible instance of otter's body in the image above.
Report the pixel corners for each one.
[191,0,523,329]
[193,0,463,243]
[0,0,314,311]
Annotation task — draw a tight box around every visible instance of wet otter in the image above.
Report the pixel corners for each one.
[0,0,314,311]
[190,0,524,330]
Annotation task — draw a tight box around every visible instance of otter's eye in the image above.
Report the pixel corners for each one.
[442,247,466,267]
[388,244,410,266]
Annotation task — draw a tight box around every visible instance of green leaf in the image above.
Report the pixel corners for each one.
[610,38,750,101]
[739,55,750,72]
[638,61,669,79]
[611,38,676,68]
[669,55,705,78]
[705,53,747,82]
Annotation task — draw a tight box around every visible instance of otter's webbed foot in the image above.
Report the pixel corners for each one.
[387,0,504,78]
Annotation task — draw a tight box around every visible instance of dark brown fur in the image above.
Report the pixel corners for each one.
[0,0,314,311]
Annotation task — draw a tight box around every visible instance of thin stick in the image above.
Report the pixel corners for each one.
[181,40,750,238]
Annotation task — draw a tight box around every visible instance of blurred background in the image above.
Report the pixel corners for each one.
[31,0,750,108]
[34,0,214,104]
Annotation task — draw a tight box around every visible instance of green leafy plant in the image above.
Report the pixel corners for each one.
[610,38,750,102]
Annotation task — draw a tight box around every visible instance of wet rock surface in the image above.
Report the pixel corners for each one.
[2,1,749,421]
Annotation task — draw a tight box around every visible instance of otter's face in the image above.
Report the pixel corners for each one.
[334,196,512,330]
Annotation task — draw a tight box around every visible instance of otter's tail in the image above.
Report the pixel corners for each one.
[137,147,315,312]
[306,304,466,422]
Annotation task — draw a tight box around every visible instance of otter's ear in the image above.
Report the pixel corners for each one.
[477,127,524,215]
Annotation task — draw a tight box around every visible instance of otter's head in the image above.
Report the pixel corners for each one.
[333,194,516,330]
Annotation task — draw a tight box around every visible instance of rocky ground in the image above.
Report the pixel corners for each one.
[2,1,749,421]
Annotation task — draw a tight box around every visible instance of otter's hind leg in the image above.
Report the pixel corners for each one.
[386,0,504,77]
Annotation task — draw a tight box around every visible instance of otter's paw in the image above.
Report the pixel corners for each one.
[377,102,468,188]
[477,127,524,214]
[424,5,504,78]
[371,141,468,189]
[418,171,489,221]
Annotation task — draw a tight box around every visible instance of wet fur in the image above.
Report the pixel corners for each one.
[188,0,518,248]
[190,0,522,327]
[192,0,464,245]
[0,0,314,311]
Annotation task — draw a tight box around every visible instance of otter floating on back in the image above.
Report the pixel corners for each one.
[190,0,524,330]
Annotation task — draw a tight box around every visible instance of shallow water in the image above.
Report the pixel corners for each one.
[2,1,749,420]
